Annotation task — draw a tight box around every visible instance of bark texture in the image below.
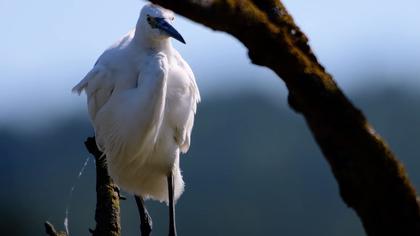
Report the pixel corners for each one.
[85,137,121,236]
[44,137,121,236]
[151,0,420,235]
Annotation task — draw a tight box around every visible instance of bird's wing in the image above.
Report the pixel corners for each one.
[72,64,114,121]
[94,53,169,162]
[172,53,201,154]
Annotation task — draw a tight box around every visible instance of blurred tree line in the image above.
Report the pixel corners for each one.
[2,87,420,236]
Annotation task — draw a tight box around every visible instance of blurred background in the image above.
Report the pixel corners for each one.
[1,0,420,235]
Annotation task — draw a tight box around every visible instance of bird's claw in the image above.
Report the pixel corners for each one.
[114,186,127,200]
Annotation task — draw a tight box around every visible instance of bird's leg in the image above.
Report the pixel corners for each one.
[134,195,152,236]
[167,173,177,236]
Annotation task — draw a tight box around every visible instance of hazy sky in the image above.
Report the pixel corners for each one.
[1,0,419,126]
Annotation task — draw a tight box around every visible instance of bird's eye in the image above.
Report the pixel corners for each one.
[147,16,151,22]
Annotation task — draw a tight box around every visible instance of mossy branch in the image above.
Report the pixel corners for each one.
[44,137,121,236]
[151,0,420,235]
[85,137,121,236]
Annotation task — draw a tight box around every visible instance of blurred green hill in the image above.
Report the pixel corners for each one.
[1,87,420,236]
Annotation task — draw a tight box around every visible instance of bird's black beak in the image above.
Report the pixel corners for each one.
[154,17,186,44]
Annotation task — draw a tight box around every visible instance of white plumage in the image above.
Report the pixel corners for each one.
[73,4,200,203]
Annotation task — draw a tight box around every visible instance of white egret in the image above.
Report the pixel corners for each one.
[72,4,200,236]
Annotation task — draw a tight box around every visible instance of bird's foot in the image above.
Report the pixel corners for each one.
[114,186,127,200]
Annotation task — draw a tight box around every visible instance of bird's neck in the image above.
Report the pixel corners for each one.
[133,30,172,51]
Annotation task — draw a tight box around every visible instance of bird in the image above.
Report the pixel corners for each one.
[72,4,200,236]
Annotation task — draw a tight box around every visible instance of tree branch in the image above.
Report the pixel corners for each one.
[85,137,121,236]
[44,137,121,236]
[44,221,66,236]
[151,0,420,234]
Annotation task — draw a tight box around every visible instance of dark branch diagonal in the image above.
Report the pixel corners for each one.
[150,0,420,235]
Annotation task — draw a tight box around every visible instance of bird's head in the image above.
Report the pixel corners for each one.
[137,4,185,44]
